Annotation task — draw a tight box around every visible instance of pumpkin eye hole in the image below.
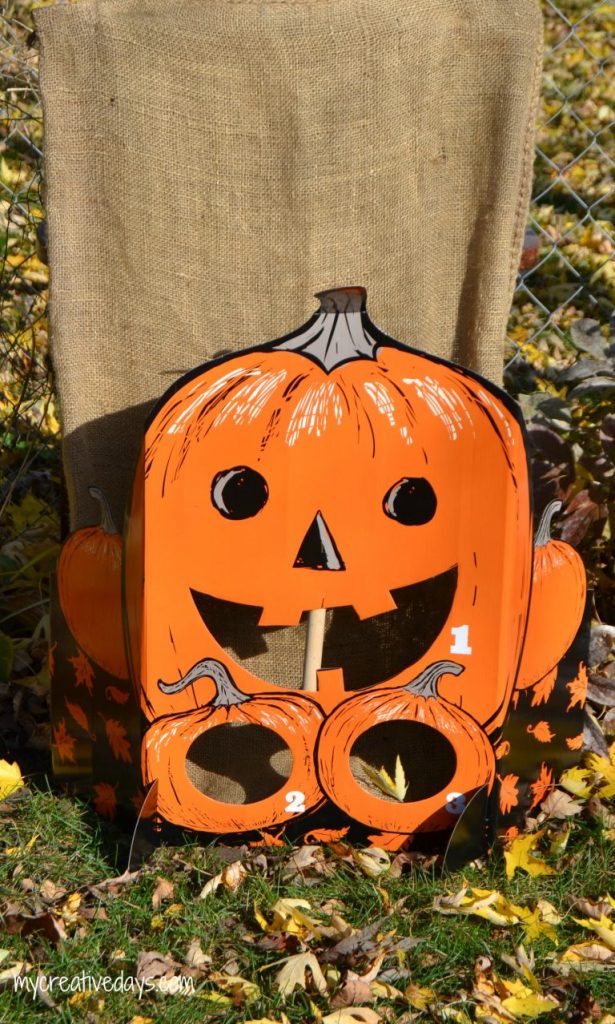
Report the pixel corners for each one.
[211,466,269,520]
[383,477,437,526]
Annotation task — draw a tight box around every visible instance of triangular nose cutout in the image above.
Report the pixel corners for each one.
[293,512,345,571]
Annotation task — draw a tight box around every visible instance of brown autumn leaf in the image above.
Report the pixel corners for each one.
[322,1009,382,1023]
[185,938,212,972]
[151,877,174,910]
[539,789,584,819]
[39,879,67,903]
[135,950,180,982]
[200,860,248,898]
[3,908,67,944]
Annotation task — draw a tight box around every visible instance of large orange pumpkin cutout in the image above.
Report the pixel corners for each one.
[44,285,589,850]
[121,285,587,837]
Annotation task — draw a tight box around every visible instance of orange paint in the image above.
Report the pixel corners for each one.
[58,488,128,680]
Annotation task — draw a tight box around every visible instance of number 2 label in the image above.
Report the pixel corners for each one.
[285,790,306,814]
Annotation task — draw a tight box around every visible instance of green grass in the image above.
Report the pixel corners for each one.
[1,783,615,1022]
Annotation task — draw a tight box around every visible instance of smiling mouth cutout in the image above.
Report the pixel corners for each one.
[191,566,458,691]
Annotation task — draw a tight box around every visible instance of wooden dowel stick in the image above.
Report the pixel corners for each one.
[302,608,326,691]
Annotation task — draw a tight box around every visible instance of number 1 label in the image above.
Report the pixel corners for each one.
[450,625,472,655]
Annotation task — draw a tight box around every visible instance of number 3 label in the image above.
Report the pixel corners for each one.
[445,792,466,815]
[285,791,306,814]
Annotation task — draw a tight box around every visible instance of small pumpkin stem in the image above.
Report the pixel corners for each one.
[404,660,465,699]
[157,658,250,706]
[535,499,563,548]
[88,486,117,535]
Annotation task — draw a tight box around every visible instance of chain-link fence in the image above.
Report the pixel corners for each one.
[1,0,614,497]
[507,0,614,367]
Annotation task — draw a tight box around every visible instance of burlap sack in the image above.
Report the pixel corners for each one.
[35,0,543,532]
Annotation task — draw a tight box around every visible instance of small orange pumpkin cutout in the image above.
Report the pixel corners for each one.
[144,659,325,832]
[515,500,586,690]
[127,286,533,736]
[316,661,495,833]
[58,486,128,679]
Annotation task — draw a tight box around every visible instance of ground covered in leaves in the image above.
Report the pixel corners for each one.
[1,0,615,1021]
[1,758,615,1023]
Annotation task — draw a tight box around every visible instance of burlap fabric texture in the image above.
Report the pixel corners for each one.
[35,0,543,532]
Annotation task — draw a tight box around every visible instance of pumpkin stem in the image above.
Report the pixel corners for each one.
[274,285,379,372]
[88,486,117,535]
[535,499,562,548]
[315,286,367,314]
[157,658,251,706]
[404,660,464,699]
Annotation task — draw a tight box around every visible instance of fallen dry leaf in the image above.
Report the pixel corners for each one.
[200,860,248,899]
[504,832,556,879]
[539,789,583,819]
[273,951,328,999]
[322,1010,381,1024]
[151,877,174,910]
[185,938,211,971]
[210,971,260,1003]
[0,760,24,800]
[135,950,180,982]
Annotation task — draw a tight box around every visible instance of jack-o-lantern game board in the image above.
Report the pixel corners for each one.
[50,287,589,859]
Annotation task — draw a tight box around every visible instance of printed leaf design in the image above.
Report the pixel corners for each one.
[68,649,94,695]
[105,685,131,705]
[99,714,133,763]
[304,827,350,843]
[495,740,511,759]
[65,699,95,740]
[248,829,286,848]
[531,668,558,707]
[366,831,411,851]
[498,773,520,815]
[529,763,554,810]
[527,721,556,743]
[364,755,408,801]
[566,732,584,751]
[48,640,57,677]
[567,662,588,711]
[93,782,117,820]
[52,719,77,764]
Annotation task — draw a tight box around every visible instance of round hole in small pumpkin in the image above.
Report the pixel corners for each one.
[185,722,293,804]
[349,721,456,802]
